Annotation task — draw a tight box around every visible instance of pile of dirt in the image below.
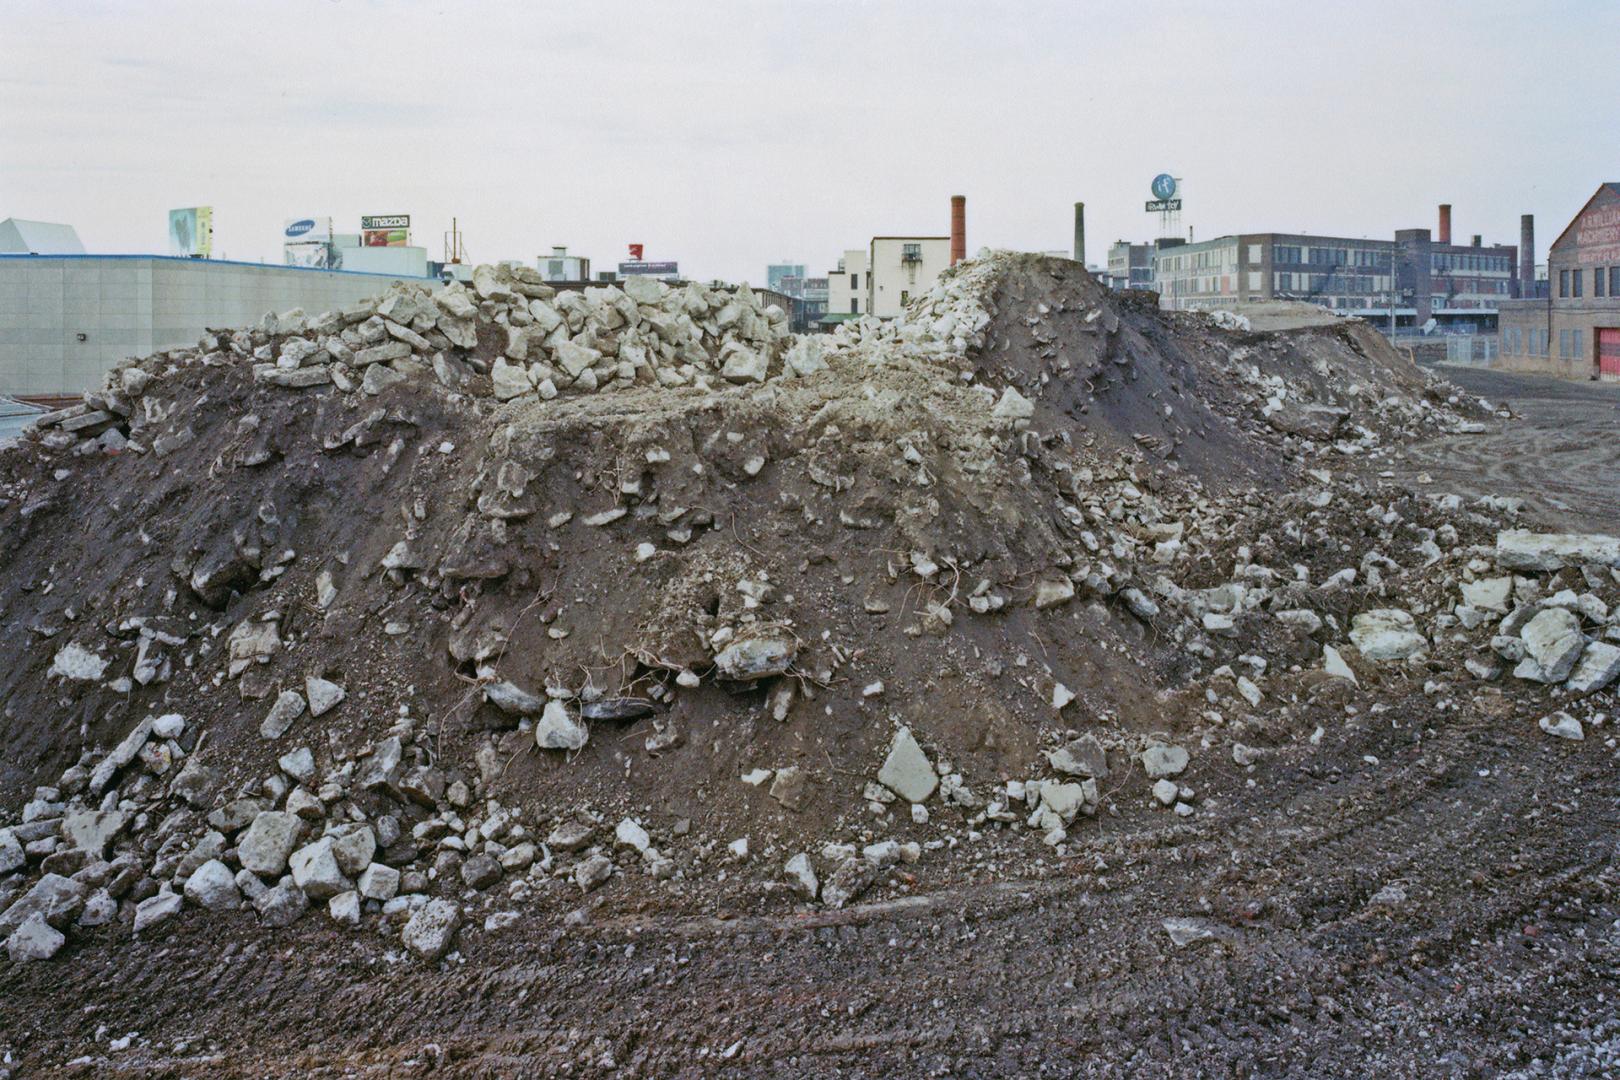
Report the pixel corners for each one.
[0,253,1612,973]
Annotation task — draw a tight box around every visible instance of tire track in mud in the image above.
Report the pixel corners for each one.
[1398,366,1620,532]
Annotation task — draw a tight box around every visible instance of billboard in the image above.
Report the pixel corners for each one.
[168,206,213,258]
[361,214,410,230]
[283,217,333,243]
[619,260,679,279]
[284,242,333,269]
[363,229,409,247]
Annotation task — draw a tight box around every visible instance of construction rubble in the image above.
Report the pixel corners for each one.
[2,252,1617,971]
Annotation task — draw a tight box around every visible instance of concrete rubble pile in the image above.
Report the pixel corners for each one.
[3,252,1613,969]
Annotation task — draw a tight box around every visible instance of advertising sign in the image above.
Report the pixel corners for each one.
[628,243,645,260]
[167,206,213,258]
[284,242,333,269]
[363,229,410,247]
[1151,174,1178,200]
[1145,199,1183,212]
[361,214,410,230]
[283,217,333,243]
[619,260,678,278]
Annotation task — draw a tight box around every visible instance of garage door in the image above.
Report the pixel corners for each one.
[1601,327,1620,380]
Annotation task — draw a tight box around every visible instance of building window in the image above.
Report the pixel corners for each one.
[1573,268,1583,297]
[850,273,858,289]
[1610,267,1620,296]
[901,243,921,262]
[1559,329,1571,358]
[850,298,858,314]
[1599,269,1608,298]
[1574,329,1584,358]
[1560,269,1570,297]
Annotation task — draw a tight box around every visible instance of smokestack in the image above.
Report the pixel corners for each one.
[1520,214,1535,297]
[950,195,966,266]
[1073,202,1086,266]
[1438,203,1452,245]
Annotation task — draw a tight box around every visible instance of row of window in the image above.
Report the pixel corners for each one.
[1557,266,1620,298]
[1433,253,1511,274]
[1271,245,1390,269]
[1505,326,1587,359]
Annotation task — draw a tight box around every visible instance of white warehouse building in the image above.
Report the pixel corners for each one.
[0,254,436,397]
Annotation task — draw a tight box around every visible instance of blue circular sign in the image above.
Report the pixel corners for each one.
[1151,174,1177,200]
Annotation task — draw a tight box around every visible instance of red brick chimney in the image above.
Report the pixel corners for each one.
[950,195,966,266]
[1438,204,1452,245]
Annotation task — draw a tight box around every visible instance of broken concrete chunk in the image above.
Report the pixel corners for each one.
[713,635,796,681]
[535,700,588,751]
[877,726,937,803]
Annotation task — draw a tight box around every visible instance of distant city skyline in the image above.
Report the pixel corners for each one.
[1,1,1614,282]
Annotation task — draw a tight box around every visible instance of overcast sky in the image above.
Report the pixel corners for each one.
[2,1,1614,281]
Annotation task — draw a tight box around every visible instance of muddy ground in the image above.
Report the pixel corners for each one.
[2,365,1617,1078]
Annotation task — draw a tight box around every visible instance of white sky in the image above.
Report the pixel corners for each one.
[1,0,1614,281]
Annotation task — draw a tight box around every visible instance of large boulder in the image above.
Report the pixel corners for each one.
[1496,530,1620,572]
[1521,608,1586,683]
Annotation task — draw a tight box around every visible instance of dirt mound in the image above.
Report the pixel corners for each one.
[3,253,1604,982]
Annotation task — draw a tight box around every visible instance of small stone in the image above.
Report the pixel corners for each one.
[1141,744,1189,779]
[328,890,362,926]
[278,747,316,785]
[535,700,588,751]
[254,881,309,927]
[357,863,401,901]
[1538,711,1584,741]
[260,690,307,740]
[402,899,461,961]
[460,854,502,890]
[1046,734,1108,779]
[238,812,302,878]
[133,890,184,934]
[1163,917,1215,948]
[289,837,352,900]
[783,854,818,900]
[878,726,937,803]
[5,914,65,962]
[821,858,878,909]
[304,677,346,717]
[182,859,241,911]
[574,854,613,893]
[1152,779,1179,806]
[1034,577,1075,609]
[769,766,809,811]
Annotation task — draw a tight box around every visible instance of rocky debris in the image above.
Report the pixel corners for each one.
[0,248,1590,976]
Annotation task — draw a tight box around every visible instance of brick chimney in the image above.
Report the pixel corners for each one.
[1438,204,1452,245]
[950,195,966,266]
[1519,214,1534,296]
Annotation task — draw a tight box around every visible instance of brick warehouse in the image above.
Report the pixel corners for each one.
[1497,182,1620,380]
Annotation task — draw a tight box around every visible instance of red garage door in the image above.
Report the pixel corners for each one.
[1601,328,1620,380]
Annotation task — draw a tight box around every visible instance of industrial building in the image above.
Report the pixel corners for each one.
[824,248,868,325]
[0,254,435,397]
[866,236,951,318]
[1497,182,1620,380]
[766,263,805,295]
[1150,206,1519,333]
[1106,241,1157,290]
[538,246,591,282]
